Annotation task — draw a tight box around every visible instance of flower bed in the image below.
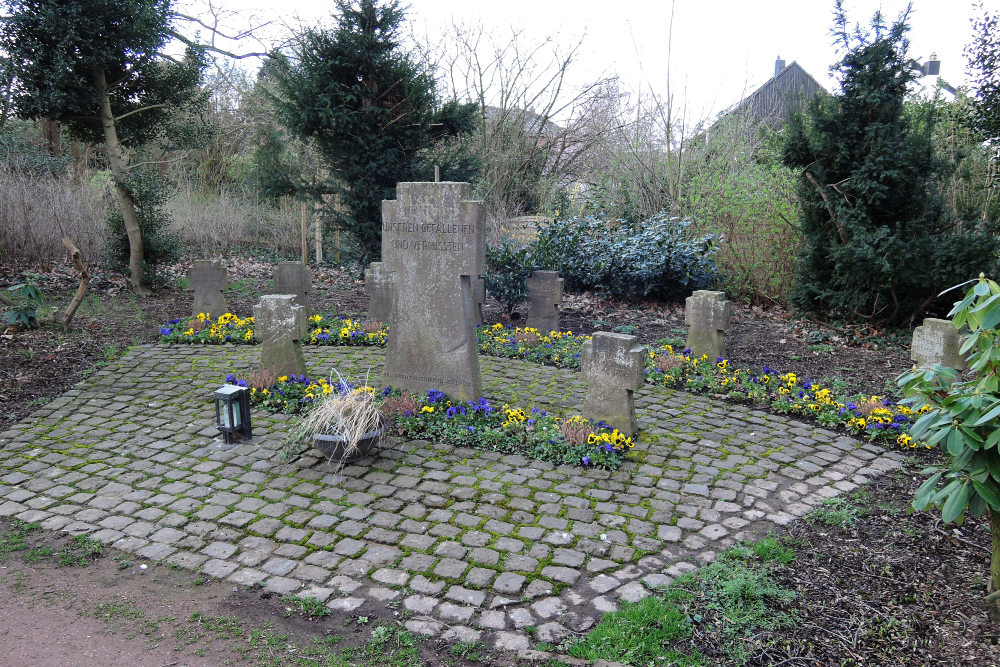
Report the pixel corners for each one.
[160,313,387,346]
[477,324,590,369]
[232,373,632,470]
[645,344,929,449]
[175,315,925,449]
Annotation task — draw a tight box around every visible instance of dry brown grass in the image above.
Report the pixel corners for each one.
[166,184,302,257]
[0,168,109,268]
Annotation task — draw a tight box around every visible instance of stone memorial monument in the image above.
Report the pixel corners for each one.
[526,270,563,333]
[911,318,966,371]
[381,182,485,402]
[364,261,393,323]
[685,290,731,360]
[254,295,307,377]
[581,332,645,436]
[273,261,312,317]
[187,260,228,319]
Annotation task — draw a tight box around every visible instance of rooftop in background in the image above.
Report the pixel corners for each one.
[721,56,828,128]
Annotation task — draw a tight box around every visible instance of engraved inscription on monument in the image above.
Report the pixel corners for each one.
[381,182,485,401]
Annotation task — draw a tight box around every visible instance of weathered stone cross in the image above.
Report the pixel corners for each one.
[526,270,563,333]
[187,259,228,319]
[253,294,307,377]
[582,332,646,436]
[685,290,731,360]
[273,261,312,318]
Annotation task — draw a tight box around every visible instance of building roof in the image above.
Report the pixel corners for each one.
[725,59,827,127]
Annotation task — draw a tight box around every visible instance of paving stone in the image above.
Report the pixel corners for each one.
[493,572,526,595]
[405,618,445,636]
[326,597,364,612]
[436,602,475,623]
[492,631,530,651]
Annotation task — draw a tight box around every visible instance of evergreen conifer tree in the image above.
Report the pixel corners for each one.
[783,1,997,325]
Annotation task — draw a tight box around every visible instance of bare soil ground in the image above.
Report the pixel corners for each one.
[2,258,995,666]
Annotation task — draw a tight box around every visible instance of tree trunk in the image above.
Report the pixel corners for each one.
[92,67,151,296]
[991,508,1000,607]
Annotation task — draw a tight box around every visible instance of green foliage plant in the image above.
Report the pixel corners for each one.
[484,240,533,314]
[782,2,998,325]
[683,114,801,306]
[2,282,44,328]
[900,274,1000,605]
[269,0,477,265]
[102,167,180,284]
[532,212,717,301]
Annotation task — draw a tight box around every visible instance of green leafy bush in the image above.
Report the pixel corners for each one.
[900,274,1000,603]
[102,167,180,284]
[484,240,533,314]
[2,282,43,328]
[532,212,717,301]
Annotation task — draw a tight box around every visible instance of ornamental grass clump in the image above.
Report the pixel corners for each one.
[288,374,387,463]
[900,274,1000,606]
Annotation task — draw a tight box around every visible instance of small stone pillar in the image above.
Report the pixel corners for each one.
[365,261,393,323]
[273,261,312,318]
[526,270,563,333]
[581,332,645,436]
[685,290,731,360]
[187,260,228,319]
[254,295,307,377]
[911,318,967,371]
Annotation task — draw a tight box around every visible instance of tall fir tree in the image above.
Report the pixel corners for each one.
[783,1,997,325]
[269,0,477,265]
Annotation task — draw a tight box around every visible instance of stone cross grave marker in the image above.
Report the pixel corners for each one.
[187,260,228,319]
[526,270,563,333]
[254,295,307,377]
[685,290,731,360]
[273,261,312,317]
[581,332,645,436]
[911,317,967,371]
[365,261,393,323]
[381,182,485,402]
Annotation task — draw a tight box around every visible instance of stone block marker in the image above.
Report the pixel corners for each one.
[365,262,393,323]
[526,270,563,333]
[381,182,485,402]
[188,260,228,319]
[273,261,312,317]
[911,318,966,371]
[254,295,307,377]
[685,290,731,360]
[581,332,645,436]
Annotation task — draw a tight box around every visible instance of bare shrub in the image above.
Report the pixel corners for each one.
[656,354,686,372]
[245,367,277,391]
[381,392,417,420]
[559,416,594,447]
[166,183,302,257]
[0,168,109,268]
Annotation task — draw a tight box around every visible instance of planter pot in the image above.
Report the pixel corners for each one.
[313,427,386,463]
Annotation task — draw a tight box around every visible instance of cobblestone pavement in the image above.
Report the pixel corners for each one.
[0,345,902,651]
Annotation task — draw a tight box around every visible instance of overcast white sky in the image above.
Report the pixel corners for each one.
[183,0,981,122]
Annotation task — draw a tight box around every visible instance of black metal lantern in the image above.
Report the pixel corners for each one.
[214,384,252,444]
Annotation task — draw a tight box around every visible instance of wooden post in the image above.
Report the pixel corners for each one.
[314,211,323,264]
[300,201,307,264]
